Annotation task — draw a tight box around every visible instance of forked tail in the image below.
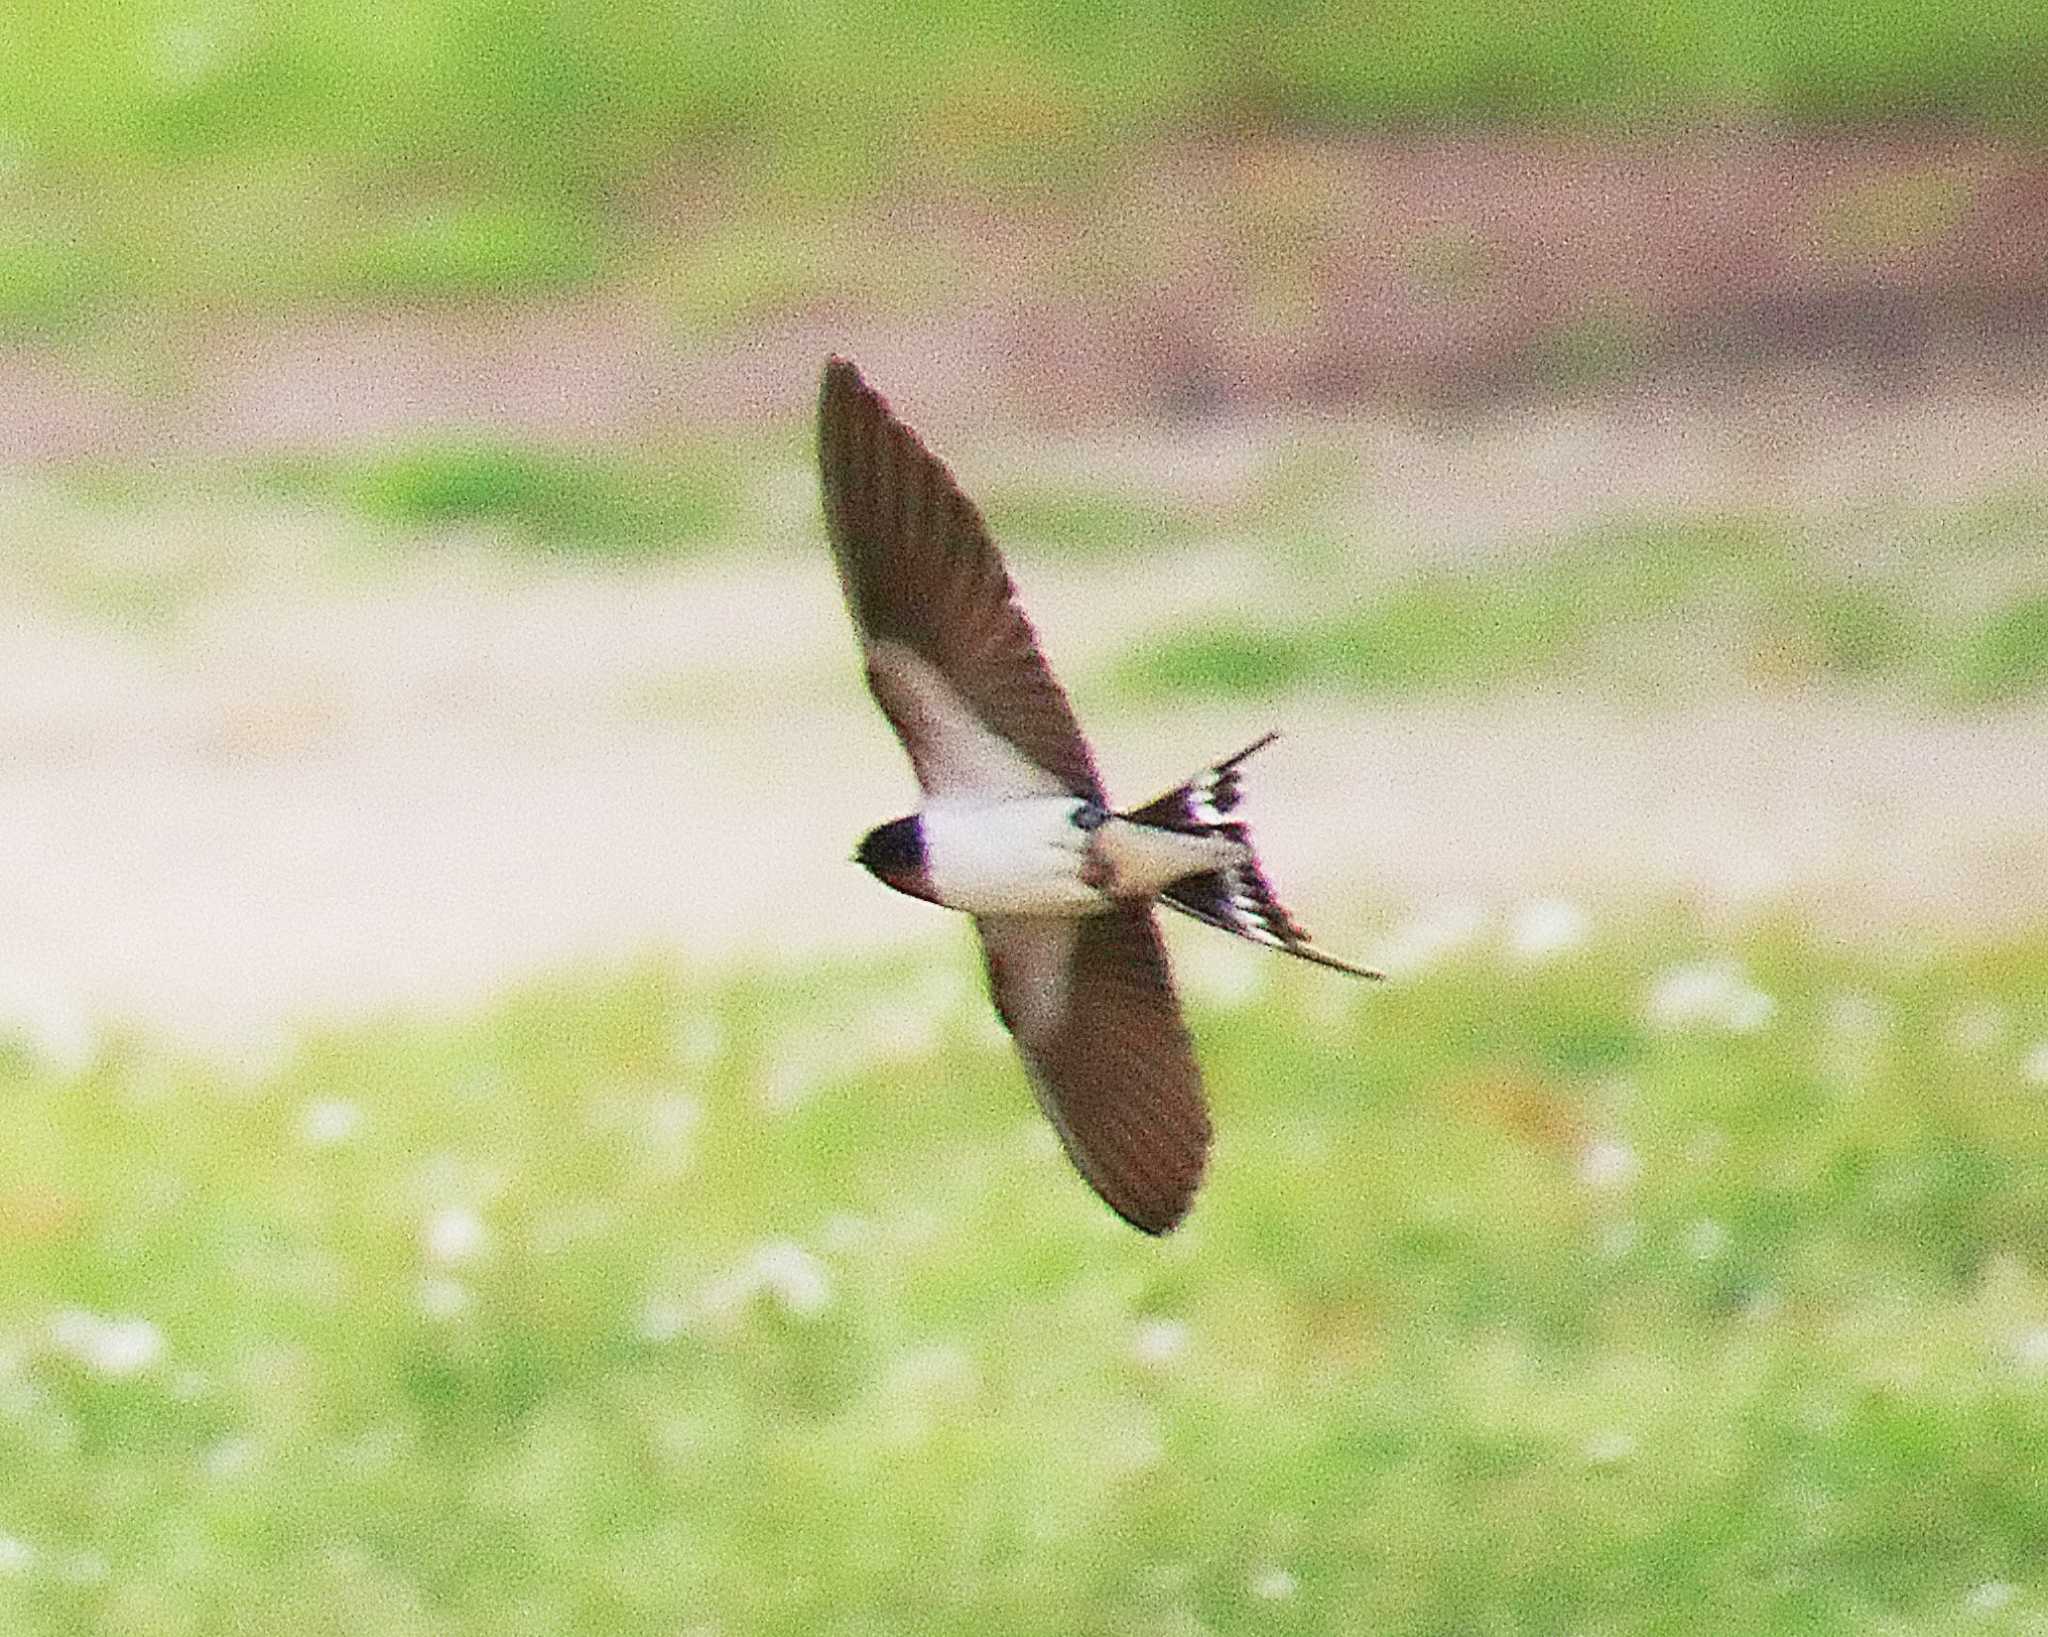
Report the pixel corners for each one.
[1123,734,1382,979]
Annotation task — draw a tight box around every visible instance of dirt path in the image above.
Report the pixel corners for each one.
[4,133,2046,460]
[5,520,2044,1060]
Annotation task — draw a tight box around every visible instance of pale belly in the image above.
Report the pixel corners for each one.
[920,798,1244,916]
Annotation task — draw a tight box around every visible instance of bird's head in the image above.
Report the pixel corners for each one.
[854,815,939,903]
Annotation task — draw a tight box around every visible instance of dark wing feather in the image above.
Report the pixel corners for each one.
[1159,862,1383,978]
[818,357,1103,802]
[1129,733,1382,978]
[977,907,1210,1234]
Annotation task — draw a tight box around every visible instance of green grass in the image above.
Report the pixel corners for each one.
[983,485,1211,556]
[336,201,607,301]
[1945,595,2048,706]
[52,442,756,563]
[0,2,2042,321]
[1118,508,2048,706]
[31,453,2048,699]
[346,441,742,555]
[657,217,968,340]
[3,919,2048,1633]
[0,230,102,339]
[5,2,2042,187]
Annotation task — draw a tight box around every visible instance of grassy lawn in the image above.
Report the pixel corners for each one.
[6,2,2042,185]
[0,2,2042,323]
[1115,497,2048,707]
[4,916,2046,1634]
[33,445,2048,709]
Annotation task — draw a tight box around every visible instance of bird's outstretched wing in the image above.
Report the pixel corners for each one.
[818,357,1103,802]
[976,906,1211,1234]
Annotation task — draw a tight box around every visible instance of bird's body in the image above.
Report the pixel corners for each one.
[819,356,1377,1234]
[906,799,1249,916]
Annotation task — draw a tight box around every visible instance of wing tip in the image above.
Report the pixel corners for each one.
[1083,1150,1204,1235]
[1217,730,1282,771]
[1304,947,1388,981]
[1117,1188,1200,1236]
[1058,1092,1210,1237]
[1122,1171,1196,1237]
[819,354,871,419]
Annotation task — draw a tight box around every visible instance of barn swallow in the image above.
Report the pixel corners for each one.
[819,357,1378,1235]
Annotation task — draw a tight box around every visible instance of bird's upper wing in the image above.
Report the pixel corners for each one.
[818,357,1103,803]
[976,906,1211,1234]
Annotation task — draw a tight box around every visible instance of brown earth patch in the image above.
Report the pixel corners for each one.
[3,132,2046,461]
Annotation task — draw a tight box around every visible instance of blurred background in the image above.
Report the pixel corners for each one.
[3,4,2048,1633]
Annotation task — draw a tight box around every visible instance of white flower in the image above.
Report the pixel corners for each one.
[298,1099,363,1147]
[155,21,225,82]
[1130,1319,1190,1367]
[1508,899,1590,962]
[1645,959,1775,1034]
[887,1343,976,1399]
[2011,1328,2048,1374]
[1948,1004,2008,1055]
[876,1343,980,1446]
[645,1094,702,1149]
[48,1311,163,1378]
[1583,1430,1637,1465]
[1597,1219,1641,1259]
[418,1276,470,1320]
[1825,990,1894,1044]
[670,1012,723,1070]
[751,1243,832,1317]
[423,1207,488,1264]
[758,1049,830,1114]
[1683,1218,1730,1261]
[58,1551,107,1585]
[203,1438,256,1480]
[1099,1416,1163,1476]
[1577,1137,1640,1190]
[1250,1567,1298,1601]
[0,1535,34,1575]
[699,1241,833,1323]
[1966,1580,2015,1615]
[2021,1042,2048,1089]
[635,1297,687,1344]
[819,1213,875,1252]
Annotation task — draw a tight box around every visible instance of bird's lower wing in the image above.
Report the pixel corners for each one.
[975,907,1211,1234]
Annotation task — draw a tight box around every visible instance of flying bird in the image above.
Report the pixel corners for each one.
[819,357,1377,1235]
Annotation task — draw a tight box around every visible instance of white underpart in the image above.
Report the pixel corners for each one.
[1095,817,1246,897]
[921,802,1245,916]
[920,798,1102,914]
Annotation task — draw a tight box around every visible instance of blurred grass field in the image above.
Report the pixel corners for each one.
[3,0,2047,322]
[4,920,2048,1634]
[33,440,2048,708]
[7,5,2048,1633]
[11,0,2044,177]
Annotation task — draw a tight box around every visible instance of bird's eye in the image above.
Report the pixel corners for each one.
[1071,802,1109,831]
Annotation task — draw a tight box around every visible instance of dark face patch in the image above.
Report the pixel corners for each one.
[854,815,935,901]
